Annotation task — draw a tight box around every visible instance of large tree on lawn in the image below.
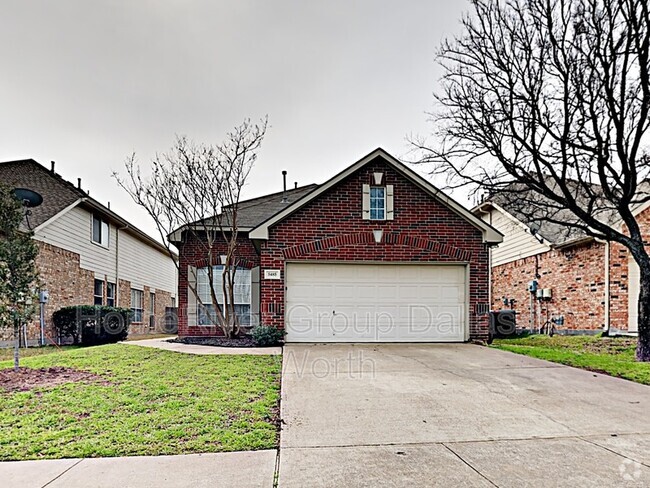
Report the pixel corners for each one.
[0,185,39,371]
[114,118,267,338]
[412,0,650,360]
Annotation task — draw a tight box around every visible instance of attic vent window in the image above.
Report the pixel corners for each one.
[92,214,110,247]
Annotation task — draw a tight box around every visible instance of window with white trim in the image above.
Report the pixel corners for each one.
[131,289,144,322]
[94,279,104,305]
[106,282,116,307]
[92,214,110,247]
[197,266,252,326]
[370,187,386,220]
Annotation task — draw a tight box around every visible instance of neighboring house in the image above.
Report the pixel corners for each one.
[474,197,648,335]
[0,159,178,345]
[170,148,502,343]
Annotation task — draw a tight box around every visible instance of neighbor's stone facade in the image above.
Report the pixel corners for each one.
[177,157,492,341]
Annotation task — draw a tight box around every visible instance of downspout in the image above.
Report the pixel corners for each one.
[604,240,610,335]
[115,224,129,306]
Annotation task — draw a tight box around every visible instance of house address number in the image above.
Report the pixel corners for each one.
[264,269,281,280]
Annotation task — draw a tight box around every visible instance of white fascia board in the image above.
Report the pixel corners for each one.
[33,198,84,233]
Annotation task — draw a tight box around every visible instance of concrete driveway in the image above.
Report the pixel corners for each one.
[278,344,650,487]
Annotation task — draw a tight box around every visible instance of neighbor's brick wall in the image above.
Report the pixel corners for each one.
[2,240,178,345]
[259,158,490,341]
[490,241,618,332]
[177,235,260,337]
[24,241,95,344]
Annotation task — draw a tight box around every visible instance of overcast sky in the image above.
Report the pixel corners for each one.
[0,0,468,240]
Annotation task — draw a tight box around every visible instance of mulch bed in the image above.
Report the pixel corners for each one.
[168,336,259,348]
[0,367,109,393]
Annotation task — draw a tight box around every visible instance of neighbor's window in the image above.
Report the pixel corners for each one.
[197,266,252,326]
[94,279,104,305]
[106,282,116,307]
[149,292,156,330]
[92,214,110,247]
[370,187,386,220]
[131,289,144,322]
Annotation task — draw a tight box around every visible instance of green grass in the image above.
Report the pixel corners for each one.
[0,344,281,460]
[492,335,650,385]
[0,345,80,362]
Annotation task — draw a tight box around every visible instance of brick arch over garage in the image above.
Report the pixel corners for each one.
[282,232,472,261]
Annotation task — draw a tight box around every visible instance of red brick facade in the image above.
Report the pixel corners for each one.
[491,241,611,332]
[177,156,491,341]
[490,206,650,334]
[177,235,260,337]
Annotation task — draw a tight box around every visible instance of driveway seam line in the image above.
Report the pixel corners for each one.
[442,443,500,487]
[281,432,650,450]
[41,458,84,488]
[578,436,650,469]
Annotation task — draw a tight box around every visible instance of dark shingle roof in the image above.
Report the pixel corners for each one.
[233,185,319,228]
[198,184,319,230]
[0,159,86,231]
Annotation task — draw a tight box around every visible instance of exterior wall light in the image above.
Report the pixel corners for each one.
[373,229,383,243]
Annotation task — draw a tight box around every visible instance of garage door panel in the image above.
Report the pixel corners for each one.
[286,263,466,342]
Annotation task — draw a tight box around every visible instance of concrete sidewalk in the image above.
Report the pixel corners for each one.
[1,450,277,488]
[123,337,282,355]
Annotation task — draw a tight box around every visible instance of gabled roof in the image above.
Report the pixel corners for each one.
[167,184,319,243]
[248,148,503,244]
[0,159,85,231]
[0,159,174,257]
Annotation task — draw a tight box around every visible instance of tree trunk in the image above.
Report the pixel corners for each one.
[13,318,20,372]
[637,263,650,361]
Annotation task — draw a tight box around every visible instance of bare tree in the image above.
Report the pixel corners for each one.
[114,118,267,338]
[411,0,650,360]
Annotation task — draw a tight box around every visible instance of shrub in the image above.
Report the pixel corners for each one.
[53,306,131,345]
[251,325,284,347]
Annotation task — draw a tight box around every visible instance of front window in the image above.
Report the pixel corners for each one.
[370,187,386,220]
[197,266,251,326]
[94,279,104,305]
[131,289,144,322]
[149,292,156,330]
[106,282,116,307]
[92,214,110,247]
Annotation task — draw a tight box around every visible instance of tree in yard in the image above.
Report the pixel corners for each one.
[114,118,267,338]
[0,185,39,371]
[411,0,650,360]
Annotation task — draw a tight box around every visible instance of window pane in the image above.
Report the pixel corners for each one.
[130,289,143,322]
[92,216,101,243]
[106,282,115,307]
[101,220,109,246]
[94,279,103,305]
[370,187,386,220]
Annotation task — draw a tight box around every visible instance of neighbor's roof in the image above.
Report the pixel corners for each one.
[472,178,648,247]
[0,159,84,231]
[0,159,175,257]
[248,148,503,244]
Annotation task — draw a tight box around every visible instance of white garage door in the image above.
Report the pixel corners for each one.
[285,263,467,342]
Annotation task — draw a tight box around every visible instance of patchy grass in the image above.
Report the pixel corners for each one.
[0,343,281,461]
[492,335,650,385]
[0,345,80,362]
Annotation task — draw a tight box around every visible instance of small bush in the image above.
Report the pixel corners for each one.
[251,325,284,347]
[53,306,131,345]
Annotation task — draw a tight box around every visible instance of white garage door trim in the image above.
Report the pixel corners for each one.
[285,261,469,343]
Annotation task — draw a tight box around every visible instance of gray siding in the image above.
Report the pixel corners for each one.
[481,208,549,266]
[34,205,176,295]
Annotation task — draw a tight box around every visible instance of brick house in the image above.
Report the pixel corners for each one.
[0,159,178,345]
[473,199,646,335]
[171,148,502,343]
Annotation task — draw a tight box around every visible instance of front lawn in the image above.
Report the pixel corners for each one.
[491,335,650,385]
[0,344,281,460]
[0,345,79,362]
